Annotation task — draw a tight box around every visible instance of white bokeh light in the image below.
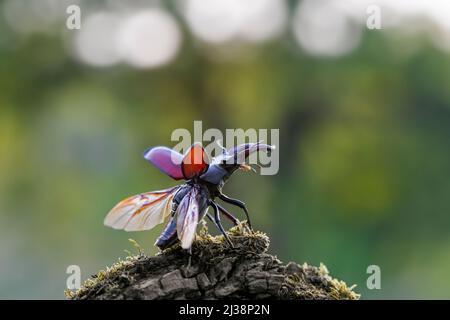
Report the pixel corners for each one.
[68,0,450,67]
[182,0,287,44]
[117,9,182,69]
[74,12,122,67]
[238,0,287,43]
[425,0,450,52]
[292,0,362,57]
[183,0,242,44]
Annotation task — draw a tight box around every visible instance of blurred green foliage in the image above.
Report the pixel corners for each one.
[1,4,450,299]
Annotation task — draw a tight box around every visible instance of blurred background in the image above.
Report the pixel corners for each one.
[1,0,450,299]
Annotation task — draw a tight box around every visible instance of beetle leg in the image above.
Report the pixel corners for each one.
[216,203,240,226]
[218,193,253,231]
[186,248,193,269]
[207,205,239,226]
[205,213,215,223]
[209,200,234,248]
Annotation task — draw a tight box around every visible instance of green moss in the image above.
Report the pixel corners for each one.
[65,254,142,299]
[66,221,360,300]
[156,220,269,264]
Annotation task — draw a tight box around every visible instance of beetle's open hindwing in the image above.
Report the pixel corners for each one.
[176,187,200,249]
[175,186,210,249]
[104,186,180,232]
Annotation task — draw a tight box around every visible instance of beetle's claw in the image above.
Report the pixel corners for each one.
[243,220,253,233]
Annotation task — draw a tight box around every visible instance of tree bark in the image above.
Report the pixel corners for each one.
[66,223,359,300]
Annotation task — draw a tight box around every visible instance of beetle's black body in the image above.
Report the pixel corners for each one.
[155,161,250,250]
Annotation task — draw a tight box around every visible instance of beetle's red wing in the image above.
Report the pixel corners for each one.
[181,143,209,179]
[104,186,179,231]
[176,188,200,249]
[144,147,184,180]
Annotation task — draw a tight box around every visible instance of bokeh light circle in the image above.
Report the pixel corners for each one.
[117,9,182,69]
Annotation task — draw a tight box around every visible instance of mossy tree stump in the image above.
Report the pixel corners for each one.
[66,223,360,300]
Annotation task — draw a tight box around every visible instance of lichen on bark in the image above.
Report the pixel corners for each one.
[66,222,360,300]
